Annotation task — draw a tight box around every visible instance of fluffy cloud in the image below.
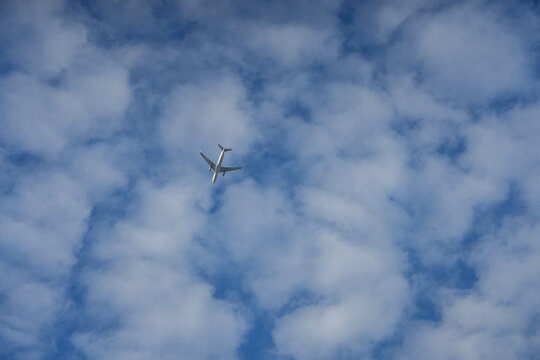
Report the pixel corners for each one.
[0,0,86,76]
[0,0,131,158]
[0,64,130,157]
[211,170,410,359]
[1,0,540,359]
[73,181,247,360]
[0,171,90,358]
[159,76,256,153]
[0,0,131,357]
[387,1,535,104]
[398,220,540,360]
[245,23,338,67]
[273,234,409,359]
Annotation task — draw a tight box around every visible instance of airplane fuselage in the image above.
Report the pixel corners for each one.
[212,149,226,184]
[201,144,241,184]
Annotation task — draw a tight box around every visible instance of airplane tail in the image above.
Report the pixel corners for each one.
[218,144,232,152]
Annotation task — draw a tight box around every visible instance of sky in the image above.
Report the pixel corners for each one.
[1,0,540,359]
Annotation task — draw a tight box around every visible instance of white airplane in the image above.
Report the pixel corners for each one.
[200,144,242,184]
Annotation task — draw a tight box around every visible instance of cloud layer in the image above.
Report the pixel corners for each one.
[1,0,539,359]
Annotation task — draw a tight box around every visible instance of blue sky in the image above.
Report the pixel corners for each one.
[1,0,540,359]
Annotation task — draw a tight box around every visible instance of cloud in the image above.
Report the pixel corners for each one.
[245,23,338,67]
[66,142,130,199]
[210,172,410,358]
[74,261,247,360]
[159,75,256,154]
[0,0,131,356]
[386,1,536,104]
[0,171,90,357]
[0,0,87,77]
[273,235,409,359]
[398,221,540,360]
[1,0,540,359]
[0,63,130,158]
[0,281,63,357]
[0,172,89,277]
[73,181,247,360]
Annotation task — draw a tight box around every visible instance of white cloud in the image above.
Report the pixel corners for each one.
[398,220,540,360]
[159,75,256,155]
[73,181,247,359]
[272,231,409,359]
[0,0,87,77]
[74,261,247,360]
[0,281,63,360]
[461,103,540,184]
[66,142,130,199]
[245,23,338,67]
[2,0,540,359]
[394,100,540,359]
[0,171,90,357]
[0,1,132,357]
[0,0,131,159]
[0,55,130,158]
[474,222,540,318]
[0,172,90,277]
[388,1,534,104]
[211,171,410,358]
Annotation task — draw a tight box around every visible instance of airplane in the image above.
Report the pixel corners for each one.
[200,144,242,184]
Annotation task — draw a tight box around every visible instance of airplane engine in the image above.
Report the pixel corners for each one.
[209,167,212,171]
[223,172,225,176]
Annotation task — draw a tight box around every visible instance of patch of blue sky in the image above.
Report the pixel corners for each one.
[238,312,276,360]
[411,289,441,322]
[240,73,266,105]
[406,248,477,294]
[0,27,18,76]
[206,182,229,214]
[0,47,14,76]
[488,92,540,115]
[69,0,197,47]
[44,186,143,358]
[390,117,421,137]
[275,290,323,318]
[284,99,312,123]
[6,152,45,169]
[462,182,528,249]
[240,135,302,192]
[435,135,466,159]
[336,1,379,57]
[371,329,406,360]
[195,251,278,359]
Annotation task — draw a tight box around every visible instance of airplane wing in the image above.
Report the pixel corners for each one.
[220,166,242,173]
[200,152,215,169]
